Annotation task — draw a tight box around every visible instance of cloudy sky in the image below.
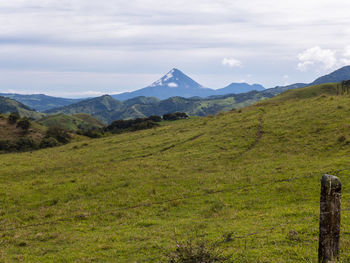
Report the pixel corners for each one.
[1,0,350,97]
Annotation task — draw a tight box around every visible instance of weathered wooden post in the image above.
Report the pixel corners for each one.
[318,174,341,263]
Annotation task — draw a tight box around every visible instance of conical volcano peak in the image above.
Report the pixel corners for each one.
[150,68,203,89]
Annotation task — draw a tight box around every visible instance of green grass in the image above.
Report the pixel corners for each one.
[1,83,350,262]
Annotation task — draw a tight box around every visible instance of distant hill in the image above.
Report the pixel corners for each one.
[38,113,104,132]
[311,65,350,85]
[0,113,47,152]
[112,68,265,100]
[268,66,350,94]
[215,83,264,95]
[45,91,274,123]
[0,93,81,112]
[45,95,124,124]
[260,83,339,106]
[0,96,45,120]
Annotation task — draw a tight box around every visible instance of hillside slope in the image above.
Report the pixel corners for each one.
[311,65,350,85]
[1,84,350,261]
[0,93,81,112]
[38,113,104,131]
[0,96,45,120]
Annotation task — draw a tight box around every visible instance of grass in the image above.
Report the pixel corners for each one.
[1,83,350,262]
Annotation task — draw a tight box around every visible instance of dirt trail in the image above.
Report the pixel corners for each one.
[245,114,264,153]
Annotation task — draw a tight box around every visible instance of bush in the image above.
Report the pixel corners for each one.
[131,120,158,131]
[40,137,60,148]
[7,112,20,124]
[106,118,159,134]
[163,112,189,121]
[45,126,71,144]
[147,115,162,122]
[15,137,37,151]
[166,239,230,263]
[0,140,15,151]
[16,117,31,132]
[82,129,103,138]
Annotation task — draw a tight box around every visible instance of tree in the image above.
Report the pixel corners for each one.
[45,126,71,144]
[163,112,189,121]
[147,115,162,122]
[7,112,20,124]
[16,117,31,132]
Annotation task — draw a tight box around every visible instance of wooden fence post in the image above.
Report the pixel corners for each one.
[318,174,341,263]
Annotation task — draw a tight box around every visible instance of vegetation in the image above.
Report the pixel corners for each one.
[163,112,189,121]
[44,126,71,144]
[0,96,45,120]
[7,112,20,124]
[105,117,160,134]
[16,117,31,132]
[0,93,81,112]
[166,239,230,263]
[38,113,104,132]
[45,92,274,123]
[2,83,350,261]
[0,114,73,153]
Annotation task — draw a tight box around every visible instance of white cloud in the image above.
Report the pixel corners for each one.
[222,57,242,68]
[343,46,350,57]
[3,0,350,93]
[297,46,337,71]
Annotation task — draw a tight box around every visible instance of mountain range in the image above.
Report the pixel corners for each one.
[0,93,81,112]
[112,68,265,101]
[44,65,350,123]
[0,96,44,119]
[45,91,273,124]
[2,65,350,124]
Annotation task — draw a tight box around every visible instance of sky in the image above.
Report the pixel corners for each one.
[1,0,350,97]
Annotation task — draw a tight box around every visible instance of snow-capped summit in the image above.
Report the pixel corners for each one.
[149,68,204,90]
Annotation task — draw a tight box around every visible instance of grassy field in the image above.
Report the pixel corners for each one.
[1,83,350,262]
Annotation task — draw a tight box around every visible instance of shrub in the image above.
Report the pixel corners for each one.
[0,140,15,151]
[106,118,159,133]
[40,137,60,148]
[45,126,71,144]
[163,112,189,121]
[166,239,231,263]
[15,137,37,151]
[16,117,31,132]
[131,120,158,131]
[82,129,103,138]
[7,112,20,124]
[147,115,162,122]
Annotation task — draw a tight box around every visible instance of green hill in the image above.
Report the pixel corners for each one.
[2,83,350,261]
[46,92,273,123]
[38,113,104,132]
[0,96,45,120]
[0,93,81,112]
[0,114,46,151]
